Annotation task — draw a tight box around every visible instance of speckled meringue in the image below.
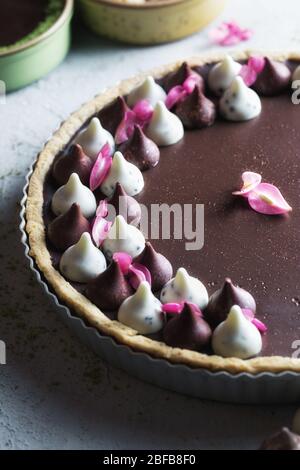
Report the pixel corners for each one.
[75,117,115,160]
[146,101,184,146]
[220,77,262,121]
[127,76,167,107]
[51,173,96,218]
[100,151,144,197]
[102,215,145,260]
[292,408,300,435]
[292,65,300,82]
[160,267,209,310]
[212,305,262,359]
[208,55,242,95]
[118,281,164,334]
[59,232,107,283]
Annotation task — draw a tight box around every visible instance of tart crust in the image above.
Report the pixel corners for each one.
[25,51,300,374]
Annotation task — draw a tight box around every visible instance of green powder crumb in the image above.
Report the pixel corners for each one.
[0,0,64,53]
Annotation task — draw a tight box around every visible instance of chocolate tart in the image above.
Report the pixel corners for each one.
[25,51,300,374]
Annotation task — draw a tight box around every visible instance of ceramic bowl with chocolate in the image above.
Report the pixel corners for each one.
[23,52,300,398]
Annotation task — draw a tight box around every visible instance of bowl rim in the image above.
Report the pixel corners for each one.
[88,0,198,10]
[0,0,74,59]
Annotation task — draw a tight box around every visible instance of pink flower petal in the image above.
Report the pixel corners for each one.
[182,73,200,93]
[92,217,112,247]
[132,99,153,123]
[162,303,182,314]
[96,199,108,217]
[128,264,150,290]
[252,318,268,334]
[112,252,133,274]
[242,308,255,321]
[209,21,253,46]
[233,171,262,197]
[240,56,266,86]
[248,182,292,215]
[165,85,187,109]
[89,144,112,191]
[115,109,136,145]
[128,263,152,290]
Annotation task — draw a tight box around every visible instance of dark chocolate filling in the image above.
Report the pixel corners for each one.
[43,60,300,357]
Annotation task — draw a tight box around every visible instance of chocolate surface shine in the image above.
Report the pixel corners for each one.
[44,71,300,357]
[137,92,300,357]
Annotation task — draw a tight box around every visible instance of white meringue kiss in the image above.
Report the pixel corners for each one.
[118,281,164,334]
[102,215,145,260]
[51,173,96,217]
[208,55,242,95]
[146,101,184,146]
[59,232,107,283]
[127,76,167,108]
[101,151,144,197]
[75,117,115,160]
[160,267,209,310]
[220,76,262,121]
[212,305,262,359]
[292,408,300,435]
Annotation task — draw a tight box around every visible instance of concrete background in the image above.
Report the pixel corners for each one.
[0,0,299,450]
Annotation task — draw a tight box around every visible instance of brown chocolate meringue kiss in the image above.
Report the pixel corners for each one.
[163,62,204,92]
[98,96,129,135]
[107,182,142,225]
[118,125,160,171]
[163,302,212,351]
[85,259,134,311]
[204,278,256,327]
[259,427,300,450]
[52,144,93,186]
[175,85,216,129]
[135,242,173,292]
[253,58,291,96]
[47,203,91,252]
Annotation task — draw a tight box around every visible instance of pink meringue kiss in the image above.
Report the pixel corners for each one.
[242,308,267,334]
[113,252,132,275]
[162,302,203,316]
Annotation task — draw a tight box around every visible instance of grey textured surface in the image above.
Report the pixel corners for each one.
[0,0,299,450]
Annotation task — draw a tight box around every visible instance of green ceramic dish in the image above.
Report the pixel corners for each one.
[0,0,73,92]
[77,0,227,45]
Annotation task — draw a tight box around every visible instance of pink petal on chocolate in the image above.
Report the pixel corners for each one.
[89,144,112,191]
[183,74,200,93]
[128,263,152,290]
[242,308,255,321]
[162,303,182,314]
[165,85,187,109]
[233,171,262,196]
[96,199,108,217]
[252,318,268,333]
[112,252,133,275]
[248,182,292,215]
[240,56,266,86]
[115,110,136,145]
[92,216,112,247]
[132,99,153,123]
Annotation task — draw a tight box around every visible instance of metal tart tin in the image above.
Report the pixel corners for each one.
[20,163,300,404]
[77,0,227,45]
[0,0,73,92]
